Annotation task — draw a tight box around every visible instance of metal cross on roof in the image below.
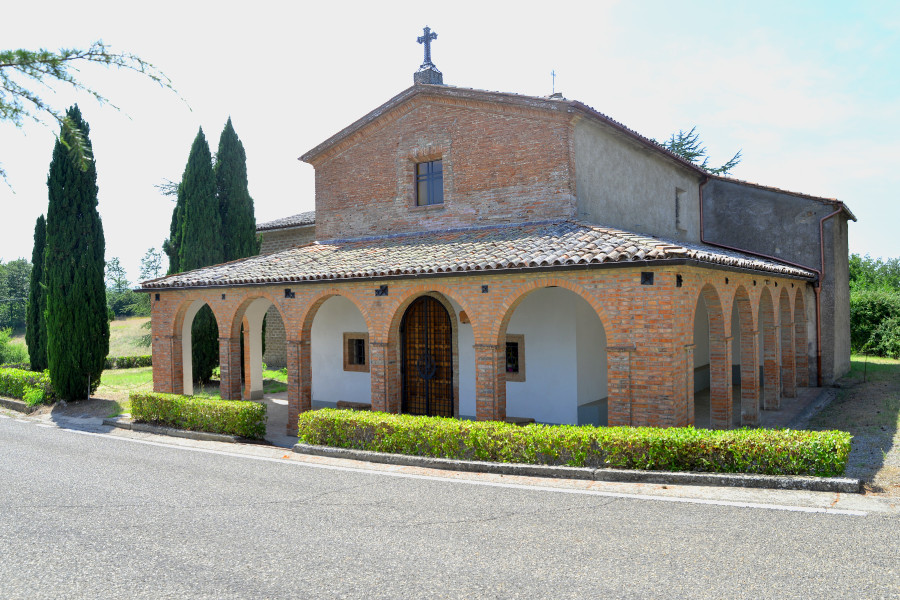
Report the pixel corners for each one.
[417,26,438,67]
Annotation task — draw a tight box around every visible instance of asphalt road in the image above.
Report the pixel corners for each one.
[1,415,898,599]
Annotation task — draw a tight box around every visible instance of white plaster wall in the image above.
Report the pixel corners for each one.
[693,300,710,368]
[505,288,607,425]
[574,119,702,242]
[731,301,741,367]
[311,296,371,406]
[448,298,477,419]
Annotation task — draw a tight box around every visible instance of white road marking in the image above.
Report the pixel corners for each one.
[37,424,55,428]
[15,419,30,423]
[52,426,869,517]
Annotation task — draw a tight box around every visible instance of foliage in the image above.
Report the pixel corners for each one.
[104,355,152,370]
[297,410,852,477]
[191,305,219,383]
[139,247,163,281]
[849,253,900,293]
[26,215,47,370]
[105,256,145,317]
[0,367,55,401]
[0,40,176,183]
[849,253,900,358]
[0,258,31,330]
[130,391,267,439]
[0,328,29,365]
[23,385,46,407]
[657,126,742,176]
[216,117,260,261]
[44,105,109,400]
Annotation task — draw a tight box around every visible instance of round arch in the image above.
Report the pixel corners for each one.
[692,283,732,429]
[779,286,796,398]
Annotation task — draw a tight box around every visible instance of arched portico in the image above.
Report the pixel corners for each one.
[229,296,282,400]
[693,284,733,429]
[758,287,780,410]
[779,287,796,398]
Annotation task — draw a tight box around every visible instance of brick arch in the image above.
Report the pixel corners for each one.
[168,297,220,397]
[380,289,463,415]
[731,285,760,426]
[693,283,733,428]
[794,286,810,387]
[225,292,285,339]
[758,286,780,410]
[779,286,796,398]
[376,283,473,343]
[223,294,287,401]
[297,288,372,342]
[489,277,615,347]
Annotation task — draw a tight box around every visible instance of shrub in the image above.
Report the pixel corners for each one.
[104,355,153,370]
[850,288,900,355]
[297,410,852,477]
[0,367,55,402]
[130,392,266,439]
[23,385,45,407]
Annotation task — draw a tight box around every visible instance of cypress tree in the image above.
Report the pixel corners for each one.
[26,215,48,371]
[162,183,186,275]
[215,117,260,261]
[44,105,109,399]
[177,128,221,382]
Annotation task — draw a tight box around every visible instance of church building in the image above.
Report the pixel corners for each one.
[141,29,854,434]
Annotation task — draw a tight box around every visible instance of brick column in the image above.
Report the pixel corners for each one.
[152,334,180,394]
[242,317,252,400]
[286,339,309,436]
[607,345,635,426]
[709,334,733,429]
[740,330,760,427]
[763,324,781,410]
[219,336,242,400]
[369,341,393,413]
[795,319,810,387]
[683,344,695,426]
[781,320,796,398]
[474,343,505,421]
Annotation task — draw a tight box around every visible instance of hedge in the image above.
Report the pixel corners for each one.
[130,392,267,439]
[297,409,852,477]
[104,355,152,370]
[0,367,56,405]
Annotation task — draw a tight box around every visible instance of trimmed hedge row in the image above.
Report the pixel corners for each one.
[0,367,56,406]
[297,409,852,477]
[104,355,152,370]
[130,392,267,439]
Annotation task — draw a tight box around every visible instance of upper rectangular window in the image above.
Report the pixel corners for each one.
[416,159,443,206]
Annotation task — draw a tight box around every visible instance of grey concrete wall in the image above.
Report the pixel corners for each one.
[259,225,315,255]
[701,179,852,383]
[573,118,702,242]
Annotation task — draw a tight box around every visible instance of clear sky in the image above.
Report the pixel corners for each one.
[2,0,898,281]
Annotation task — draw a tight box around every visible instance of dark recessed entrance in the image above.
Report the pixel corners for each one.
[400,296,453,417]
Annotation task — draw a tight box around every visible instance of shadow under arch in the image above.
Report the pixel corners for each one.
[693,283,733,429]
[170,298,220,396]
[758,286,780,410]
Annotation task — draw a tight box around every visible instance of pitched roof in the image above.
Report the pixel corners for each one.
[141,221,814,290]
[256,211,316,232]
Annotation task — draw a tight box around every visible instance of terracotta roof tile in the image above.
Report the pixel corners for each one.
[141,221,815,289]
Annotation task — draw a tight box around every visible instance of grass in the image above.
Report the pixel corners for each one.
[108,316,151,357]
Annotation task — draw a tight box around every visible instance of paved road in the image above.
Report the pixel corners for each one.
[1,415,898,599]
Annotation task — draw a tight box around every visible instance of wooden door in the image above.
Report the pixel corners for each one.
[401,296,453,417]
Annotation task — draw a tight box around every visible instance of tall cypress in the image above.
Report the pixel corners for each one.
[44,105,109,399]
[177,128,221,382]
[26,215,48,371]
[163,183,186,275]
[215,117,259,261]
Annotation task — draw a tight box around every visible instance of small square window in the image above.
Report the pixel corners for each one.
[343,332,369,373]
[416,159,443,206]
[505,334,525,382]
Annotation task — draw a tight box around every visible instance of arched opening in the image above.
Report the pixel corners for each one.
[400,296,454,416]
[692,284,734,429]
[177,300,219,396]
[309,295,372,410]
[263,306,286,369]
[231,297,275,401]
[758,287,780,410]
[794,289,810,388]
[500,287,608,426]
[779,288,797,398]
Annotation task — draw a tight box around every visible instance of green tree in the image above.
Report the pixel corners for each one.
[0,258,31,330]
[174,128,221,382]
[162,183,186,275]
[215,117,260,261]
[0,41,176,183]
[658,127,742,176]
[44,105,109,400]
[105,256,141,318]
[26,215,48,370]
[139,247,163,281]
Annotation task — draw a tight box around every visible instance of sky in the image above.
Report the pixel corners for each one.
[2,0,898,282]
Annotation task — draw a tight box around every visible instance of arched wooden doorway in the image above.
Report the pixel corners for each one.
[401,296,453,417]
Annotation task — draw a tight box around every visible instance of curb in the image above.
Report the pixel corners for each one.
[102,417,240,443]
[292,443,862,494]
[0,397,38,414]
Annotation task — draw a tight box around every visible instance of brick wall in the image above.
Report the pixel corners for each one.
[259,225,315,255]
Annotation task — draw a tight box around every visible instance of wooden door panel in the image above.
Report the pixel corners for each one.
[401,296,453,417]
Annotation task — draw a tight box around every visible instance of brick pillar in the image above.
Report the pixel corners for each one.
[474,343,505,421]
[219,336,242,400]
[607,345,635,426]
[781,320,796,398]
[740,330,760,427]
[795,318,810,387]
[369,341,391,413]
[286,339,309,436]
[683,344,695,426]
[709,334,733,429]
[763,324,781,410]
[152,334,180,394]
[242,317,252,400]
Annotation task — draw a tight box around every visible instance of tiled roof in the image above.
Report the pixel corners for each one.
[256,211,316,232]
[141,221,815,290]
